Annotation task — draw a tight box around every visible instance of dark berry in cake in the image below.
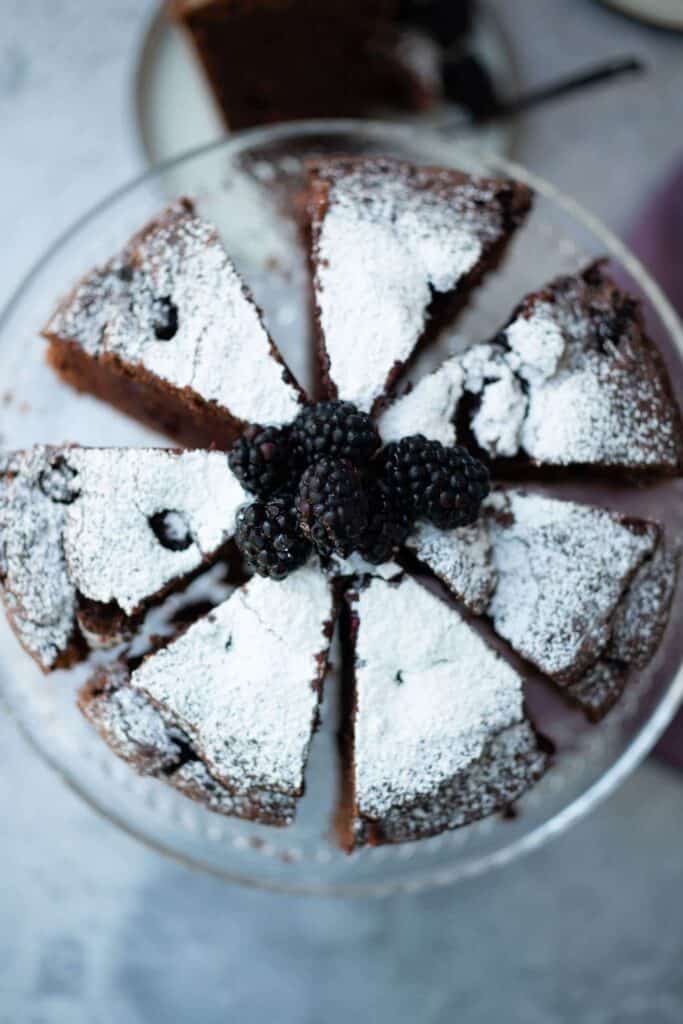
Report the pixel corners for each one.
[292,401,380,468]
[234,496,310,580]
[148,510,193,551]
[382,435,489,529]
[296,457,368,558]
[228,425,296,499]
[358,480,412,565]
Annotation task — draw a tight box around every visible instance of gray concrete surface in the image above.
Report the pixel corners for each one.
[1,1,682,1021]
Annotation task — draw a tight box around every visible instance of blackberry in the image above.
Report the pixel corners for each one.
[296,457,368,558]
[291,401,380,468]
[358,481,411,565]
[382,435,489,529]
[234,496,310,580]
[228,425,296,498]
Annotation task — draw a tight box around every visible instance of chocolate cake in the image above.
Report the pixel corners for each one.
[9,153,680,852]
[304,156,532,412]
[385,262,682,474]
[79,664,297,824]
[337,573,549,851]
[166,1,471,131]
[43,199,304,449]
[0,445,246,671]
[84,566,336,822]
[407,489,679,719]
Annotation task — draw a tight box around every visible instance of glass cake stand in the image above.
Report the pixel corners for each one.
[0,122,681,897]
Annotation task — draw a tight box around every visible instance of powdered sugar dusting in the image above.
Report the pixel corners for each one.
[313,161,515,412]
[0,446,245,669]
[352,574,531,821]
[45,199,302,427]
[377,356,463,445]
[406,519,496,613]
[0,448,76,669]
[488,491,658,681]
[80,666,296,823]
[132,567,334,797]
[460,267,682,469]
[64,447,245,614]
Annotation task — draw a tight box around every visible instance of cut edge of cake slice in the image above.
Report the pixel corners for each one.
[0,445,246,672]
[406,488,679,720]
[336,572,549,852]
[43,198,306,449]
[128,566,336,816]
[304,155,532,413]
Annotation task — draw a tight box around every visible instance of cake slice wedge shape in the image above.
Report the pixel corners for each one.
[129,567,335,816]
[0,445,246,671]
[377,262,682,474]
[407,489,677,719]
[43,198,304,448]
[79,663,297,825]
[338,573,549,851]
[459,262,683,473]
[305,156,532,412]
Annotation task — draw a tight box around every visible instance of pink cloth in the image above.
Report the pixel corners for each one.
[628,157,683,770]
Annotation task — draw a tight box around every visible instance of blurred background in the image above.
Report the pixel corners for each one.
[1,1,683,1021]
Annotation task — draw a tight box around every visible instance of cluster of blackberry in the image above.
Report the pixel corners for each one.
[230,401,489,580]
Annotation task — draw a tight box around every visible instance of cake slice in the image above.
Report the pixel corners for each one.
[378,263,682,474]
[167,1,446,132]
[407,489,678,719]
[458,262,683,473]
[0,445,246,671]
[305,157,532,412]
[43,199,304,449]
[338,573,549,851]
[79,664,296,824]
[127,567,335,819]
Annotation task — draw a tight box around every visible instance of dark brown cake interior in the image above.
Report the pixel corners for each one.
[168,0,441,130]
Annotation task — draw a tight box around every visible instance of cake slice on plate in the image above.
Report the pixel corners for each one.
[112,567,336,823]
[0,445,246,671]
[337,572,549,851]
[166,1,448,131]
[43,199,304,449]
[379,263,682,473]
[79,663,297,825]
[304,156,532,412]
[407,489,679,719]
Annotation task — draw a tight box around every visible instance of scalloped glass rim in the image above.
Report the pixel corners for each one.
[1,120,682,898]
